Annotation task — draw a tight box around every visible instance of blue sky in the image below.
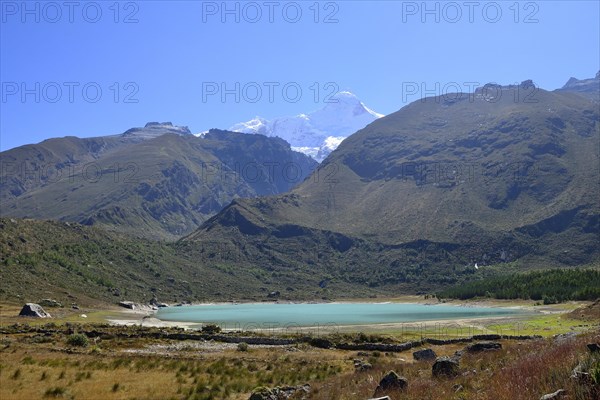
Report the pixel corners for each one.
[1,0,598,150]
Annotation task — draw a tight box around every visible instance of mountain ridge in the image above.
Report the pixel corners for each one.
[0,125,317,239]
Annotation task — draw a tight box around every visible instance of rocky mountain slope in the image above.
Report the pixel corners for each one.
[0,124,317,239]
[558,70,600,101]
[184,79,600,290]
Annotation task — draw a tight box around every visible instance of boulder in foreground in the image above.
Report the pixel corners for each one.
[413,348,437,361]
[432,357,460,378]
[374,370,408,396]
[19,303,51,318]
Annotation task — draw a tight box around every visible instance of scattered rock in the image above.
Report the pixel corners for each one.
[413,348,437,361]
[465,341,502,353]
[368,397,391,400]
[249,384,310,400]
[587,343,600,353]
[149,296,169,308]
[118,301,136,310]
[39,299,62,308]
[432,357,460,378]
[18,303,51,318]
[554,332,577,343]
[520,79,535,89]
[353,359,372,371]
[539,389,567,400]
[570,362,590,381]
[374,370,408,396]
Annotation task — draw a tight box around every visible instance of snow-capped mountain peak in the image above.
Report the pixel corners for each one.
[227,92,383,162]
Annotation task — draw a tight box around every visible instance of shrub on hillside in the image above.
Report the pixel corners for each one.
[66,334,89,347]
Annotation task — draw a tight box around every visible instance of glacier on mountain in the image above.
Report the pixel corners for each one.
[227,92,383,162]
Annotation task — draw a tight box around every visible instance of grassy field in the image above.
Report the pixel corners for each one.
[0,331,347,400]
[0,323,597,400]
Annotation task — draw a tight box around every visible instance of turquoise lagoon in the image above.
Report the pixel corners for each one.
[155,302,524,330]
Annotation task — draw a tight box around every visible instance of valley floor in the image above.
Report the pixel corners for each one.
[0,299,598,400]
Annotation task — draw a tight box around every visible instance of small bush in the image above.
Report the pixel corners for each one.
[66,334,89,347]
[237,342,249,352]
[44,387,66,397]
[89,345,102,354]
[112,383,120,392]
[201,324,222,334]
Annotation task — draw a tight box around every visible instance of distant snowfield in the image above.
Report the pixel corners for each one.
[201,92,384,162]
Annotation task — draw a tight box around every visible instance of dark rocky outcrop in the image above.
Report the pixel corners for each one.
[19,303,51,318]
[587,343,600,353]
[309,338,334,349]
[118,301,137,310]
[413,348,437,361]
[432,357,460,378]
[373,371,408,396]
[465,341,502,353]
[39,299,62,308]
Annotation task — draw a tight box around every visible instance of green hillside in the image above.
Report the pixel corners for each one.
[438,268,600,302]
